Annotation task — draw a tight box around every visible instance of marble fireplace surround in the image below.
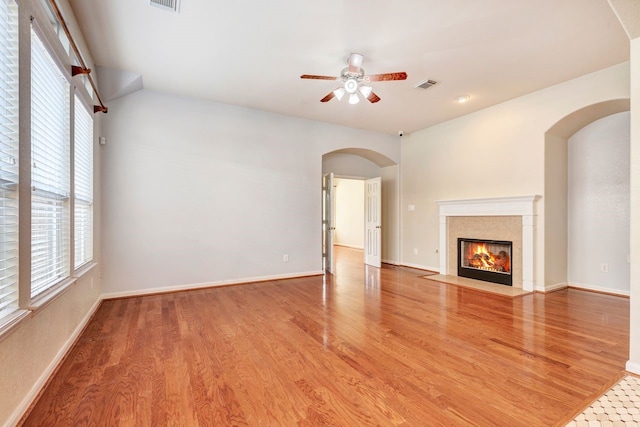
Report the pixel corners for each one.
[436,196,539,292]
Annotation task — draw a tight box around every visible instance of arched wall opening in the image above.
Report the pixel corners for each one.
[544,99,630,294]
[322,148,400,265]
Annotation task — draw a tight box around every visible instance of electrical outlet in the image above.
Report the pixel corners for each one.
[283,254,289,262]
[601,264,609,273]
[413,248,418,255]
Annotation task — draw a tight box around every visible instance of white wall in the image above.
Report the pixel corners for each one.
[322,153,382,177]
[381,165,400,263]
[568,112,630,294]
[628,37,640,374]
[401,62,629,283]
[544,133,569,288]
[101,89,399,296]
[335,178,364,249]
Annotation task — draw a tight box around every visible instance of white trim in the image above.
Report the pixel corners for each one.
[101,270,325,300]
[28,277,78,311]
[334,243,364,250]
[0,309,31,343]
[435,195,539,216]
[381,259,400,266]
[568,281,630,297]
[5,297,102,427]
[399,262,440,273]
[538,282,568,293]
[626,360,640,375]
[436,195,540,292]
[73,261,98,278]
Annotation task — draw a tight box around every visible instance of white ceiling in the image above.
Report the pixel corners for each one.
[68,0,630,135]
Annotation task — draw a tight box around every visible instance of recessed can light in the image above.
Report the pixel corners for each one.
[455,95,470,103]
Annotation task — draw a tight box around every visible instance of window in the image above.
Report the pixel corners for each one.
[74,97,93,269]
[39,0,70,55]
[0,0,19,316]
[30,27,71,298]
[0,1,97,326]
[0,0,18,315]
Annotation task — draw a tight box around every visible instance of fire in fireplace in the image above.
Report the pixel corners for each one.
[458,238,513,286]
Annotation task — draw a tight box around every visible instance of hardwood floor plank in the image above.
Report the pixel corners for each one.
[21,246,630,426]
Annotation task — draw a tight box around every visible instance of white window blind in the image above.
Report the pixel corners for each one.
[0,0,19,315]
[74,97,93,269]
[31,27,71,297]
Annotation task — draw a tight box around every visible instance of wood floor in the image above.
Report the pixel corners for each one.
[22,247,630,426]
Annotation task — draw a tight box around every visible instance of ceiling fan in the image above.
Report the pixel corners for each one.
[300,53,407,104]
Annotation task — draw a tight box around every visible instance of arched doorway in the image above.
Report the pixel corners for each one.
[321,148,399,274]
[544,99,630,294]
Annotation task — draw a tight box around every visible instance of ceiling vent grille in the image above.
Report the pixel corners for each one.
[415,79,438,89]
[150,0,180,12]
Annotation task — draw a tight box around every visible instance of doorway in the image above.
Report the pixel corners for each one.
[334,178,365,250]
[321,149,400,274]
[323,175,382,273]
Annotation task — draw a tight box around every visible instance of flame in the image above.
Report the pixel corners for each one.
[467,243,510,273]
[474,244,494,268]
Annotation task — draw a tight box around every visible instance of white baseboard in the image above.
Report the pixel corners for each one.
[626,360,640,375]
[381,259,400,266]
[399,262,440,273]
[535,282,569,293]
[568,281,629,297]
[101,270,325,300]
[334,244,364,250]
[6,297,102,427]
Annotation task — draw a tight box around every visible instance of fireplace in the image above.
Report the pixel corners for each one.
[437,196,538,291]
[458,238,513,286]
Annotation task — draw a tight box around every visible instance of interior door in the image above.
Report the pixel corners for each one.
[365,177,382,267]
[323,173,336,274]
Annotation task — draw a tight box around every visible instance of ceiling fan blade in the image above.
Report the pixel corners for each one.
[367,72,408,82]
[348,53,364,73]
[367,92,381,103]
[320,91,336,102]
[301,74,338,80]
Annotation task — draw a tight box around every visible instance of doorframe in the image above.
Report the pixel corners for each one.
[322,174,388,270]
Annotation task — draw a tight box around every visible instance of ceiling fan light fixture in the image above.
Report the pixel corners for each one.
[359,85,372,98]
[301,53,407,104]
[344,78,358,94]
[348,53,364,70]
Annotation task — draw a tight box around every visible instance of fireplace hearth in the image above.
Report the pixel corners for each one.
[458,238,513,286]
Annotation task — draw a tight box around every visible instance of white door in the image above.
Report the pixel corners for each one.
[323,173,336,274]
[365,177,381,267]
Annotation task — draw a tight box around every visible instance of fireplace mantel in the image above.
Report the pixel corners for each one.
[436,195,539,292]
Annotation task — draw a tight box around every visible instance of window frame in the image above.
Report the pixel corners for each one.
[0,3,97,331]
[73,94,94,270]
[29,21,73,299]
[0,0,24,327]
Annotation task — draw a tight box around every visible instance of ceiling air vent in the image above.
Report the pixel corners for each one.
[150,0,180,12]
[415,79,438,89]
